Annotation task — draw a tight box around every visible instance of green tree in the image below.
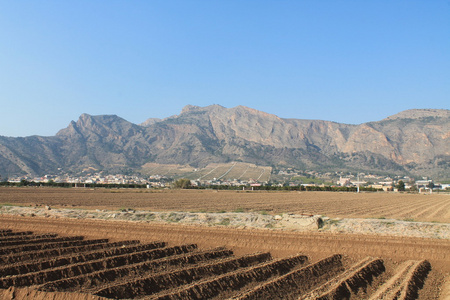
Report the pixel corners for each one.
[19,179,29,187]
[173,178,192,189]
[396,180,405,191]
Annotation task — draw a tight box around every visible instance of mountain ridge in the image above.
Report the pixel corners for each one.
[0,105,448,179]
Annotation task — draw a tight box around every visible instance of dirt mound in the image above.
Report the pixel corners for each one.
[3,204,449,239]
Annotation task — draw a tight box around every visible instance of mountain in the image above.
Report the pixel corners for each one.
[0,105,449,179]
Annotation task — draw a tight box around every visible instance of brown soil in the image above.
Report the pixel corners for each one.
[1,187,449,222]
[0,188,449,299]
[0,216,448,299]
[369,260,431,300]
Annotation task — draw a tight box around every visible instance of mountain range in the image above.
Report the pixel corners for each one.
[0,105,449,179]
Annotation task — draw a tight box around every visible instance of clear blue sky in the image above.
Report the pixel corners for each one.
[1,1,449,137]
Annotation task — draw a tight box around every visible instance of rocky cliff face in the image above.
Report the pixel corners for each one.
[0,105,448,178]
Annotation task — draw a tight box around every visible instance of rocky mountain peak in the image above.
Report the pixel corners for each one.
[1,106,448,178]
[56,114,139,139]
[140,118,162,127]
[181,104,226,115]
[383,109,450,121]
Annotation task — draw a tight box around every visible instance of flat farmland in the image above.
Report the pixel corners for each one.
[0,187,448,223]
[0,187,449,299]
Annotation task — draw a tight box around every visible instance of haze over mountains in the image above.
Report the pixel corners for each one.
[0,105,448,179]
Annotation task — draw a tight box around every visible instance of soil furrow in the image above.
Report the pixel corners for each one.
[0,233,58,242]
[300,257,385,299]
[231,254,343,300]
[0,240,140,264]
[339,202,410,218]
[412,200,449,221]
[0,238,109,256]
[397,203,443,220]
[147,254,310,300]
[369,260,431,300]
[0,230,32,237]
[0,241,164,277]
[427,200,450,220]
[341,199,435,220]
[94,252,275,299]
[0,244,197,288]
[0,235,85,248]
[39,247,234,293]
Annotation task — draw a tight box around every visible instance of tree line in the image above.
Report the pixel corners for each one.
[0,180,147,189]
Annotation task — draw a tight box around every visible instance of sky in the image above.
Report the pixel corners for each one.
[0,1,449,137]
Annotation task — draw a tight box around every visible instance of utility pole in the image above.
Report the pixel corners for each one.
[357,174,360,193]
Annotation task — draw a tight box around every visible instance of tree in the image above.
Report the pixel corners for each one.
[396,180,405,191]
[19,179,29,187]
[173,178,192,189]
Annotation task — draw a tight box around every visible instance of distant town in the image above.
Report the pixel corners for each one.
[1,168,448,192]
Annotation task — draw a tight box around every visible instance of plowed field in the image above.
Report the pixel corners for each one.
[0,215,448,299]
[1,187,449,222]
[0,188,449,299]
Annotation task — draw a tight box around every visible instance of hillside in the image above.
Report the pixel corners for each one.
[0,105,448,179]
